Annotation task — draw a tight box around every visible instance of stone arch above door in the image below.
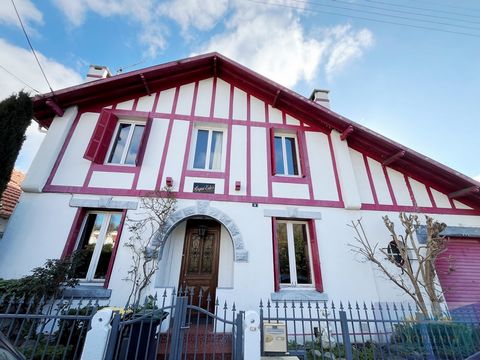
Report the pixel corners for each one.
[149,200,248,262]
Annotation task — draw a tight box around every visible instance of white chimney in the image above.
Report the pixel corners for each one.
[85,65,112,82]
[310,89,330,109]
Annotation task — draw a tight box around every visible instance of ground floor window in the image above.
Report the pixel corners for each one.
[273,218,323,292]
[73,211,123,283]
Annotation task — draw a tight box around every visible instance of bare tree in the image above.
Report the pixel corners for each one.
[349,213,449,318]
[123,187,176,307]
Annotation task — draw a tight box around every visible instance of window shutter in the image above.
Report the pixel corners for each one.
[135,117,152,167]
[272,217,280,292]
[61,208,86,258]
[270,127,276,175]
[296,130,308,178]
[84,111,118,163]
[308,220,324,292]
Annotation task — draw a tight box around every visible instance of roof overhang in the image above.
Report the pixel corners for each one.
[32,52,480,209]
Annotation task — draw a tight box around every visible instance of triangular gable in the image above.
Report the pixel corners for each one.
[32,52,480,209]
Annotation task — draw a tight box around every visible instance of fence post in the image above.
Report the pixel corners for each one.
[169,296,187,360]
[80,308,113,360]
[103,312,121,360]
[234,311,244,360]
[243,311,261,360]
[339,310,353,360]
[417,315,435,360]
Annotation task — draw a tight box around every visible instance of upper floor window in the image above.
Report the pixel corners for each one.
[74,211,122,283]
[191,127,225,171]
[276,220,314,287]
[107,122,145,165]
[274,133,300,176]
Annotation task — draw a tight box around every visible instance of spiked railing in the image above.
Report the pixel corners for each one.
[0,294,101,360]
[259,299,480,360]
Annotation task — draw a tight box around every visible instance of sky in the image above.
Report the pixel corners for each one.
[1,0,479,182]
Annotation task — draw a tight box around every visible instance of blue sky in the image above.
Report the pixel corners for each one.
[1,0,479,182]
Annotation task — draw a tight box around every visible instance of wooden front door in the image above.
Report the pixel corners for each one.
[179,220,220,311]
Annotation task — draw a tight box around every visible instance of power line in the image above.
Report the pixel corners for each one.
[11,0,55,95]
[299,0,480,31]
[335,0,480,26]
[0,63,40,94]
[246,0,480,38]
[390,0,480,16]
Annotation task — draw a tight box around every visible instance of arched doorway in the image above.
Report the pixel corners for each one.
[178,218,221,310]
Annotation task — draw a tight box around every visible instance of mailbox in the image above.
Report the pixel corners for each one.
[263,322,287,353]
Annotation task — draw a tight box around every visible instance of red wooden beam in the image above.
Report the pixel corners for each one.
[272,90,281,108]
[45,99,64,117]
[340,125,354,141]
[382,150,405,166]
[448,186,480,199]
[213,56,218,77]
[139,73,151,96]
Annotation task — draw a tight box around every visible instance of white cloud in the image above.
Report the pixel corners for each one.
[0,38,82,172]
[158,0,228,33]
[194,3,374,88]
[474,175,480,182]
[324,25,374,79]
[0,0,43,29]
[52,0,167,57]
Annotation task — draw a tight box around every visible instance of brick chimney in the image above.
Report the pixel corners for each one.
[85,65,112,82]
[309,89,330,109]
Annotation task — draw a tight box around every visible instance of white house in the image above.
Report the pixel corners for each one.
[0,53,479,316]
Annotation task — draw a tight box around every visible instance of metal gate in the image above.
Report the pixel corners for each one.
[105,289,244,360]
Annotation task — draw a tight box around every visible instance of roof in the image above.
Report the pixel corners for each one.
[0,169,25,219]
[31,52,480,209]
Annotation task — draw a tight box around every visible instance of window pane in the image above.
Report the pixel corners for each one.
[108,124,131,164]
[124,125,145,165]
[277,223,290,284]
[94,213,121,279]
[193,130,209,169]
[293,223,312,284]
[285,137,299,175]
[75,213,105,279]
[209,131,223,170]
[274,136,285,175]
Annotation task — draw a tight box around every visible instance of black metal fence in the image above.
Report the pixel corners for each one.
[0,295,100,360]
[260,300,480,360]
[104,287,244,360]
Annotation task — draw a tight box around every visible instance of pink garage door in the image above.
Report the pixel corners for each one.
[435,238,480,319]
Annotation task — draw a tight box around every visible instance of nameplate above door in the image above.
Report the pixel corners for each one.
[193,182,215,194]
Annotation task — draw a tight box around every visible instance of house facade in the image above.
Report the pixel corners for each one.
[0,53,479,314]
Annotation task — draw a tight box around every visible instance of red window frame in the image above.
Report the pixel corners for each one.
[62,208,127,288]
[270,128,308,178]
[84,109,152,166]
[272,217,323,292]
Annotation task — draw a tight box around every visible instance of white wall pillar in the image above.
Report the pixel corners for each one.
[330,130,362,209]
[81,308,113,360]
[244,310,261,360]
[22,106,78,192]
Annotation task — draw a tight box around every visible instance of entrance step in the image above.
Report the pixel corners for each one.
[157,324,233,359]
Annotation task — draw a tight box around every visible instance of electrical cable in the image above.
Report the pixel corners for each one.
[11,0,55,95]
[246,0,480,38]
[364,0,480,18]
[0,63,40,94]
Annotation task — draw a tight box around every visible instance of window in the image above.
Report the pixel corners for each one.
[84,110,150,166]
[74,211,122,282]
[107,122,145,165]
[276,220,314,287]
[274,133,300,176]
[273,218,323,292]
[191,128,225,171]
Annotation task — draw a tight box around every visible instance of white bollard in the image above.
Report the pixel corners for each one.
[244,310,261,360]
[81,308,113,360]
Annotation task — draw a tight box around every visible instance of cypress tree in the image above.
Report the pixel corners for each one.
[0,91,33,196]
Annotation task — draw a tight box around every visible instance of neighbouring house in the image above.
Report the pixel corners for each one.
[0,169,25,238]
[0,53,479,316]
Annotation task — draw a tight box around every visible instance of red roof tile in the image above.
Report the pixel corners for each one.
[0,169,25,219]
